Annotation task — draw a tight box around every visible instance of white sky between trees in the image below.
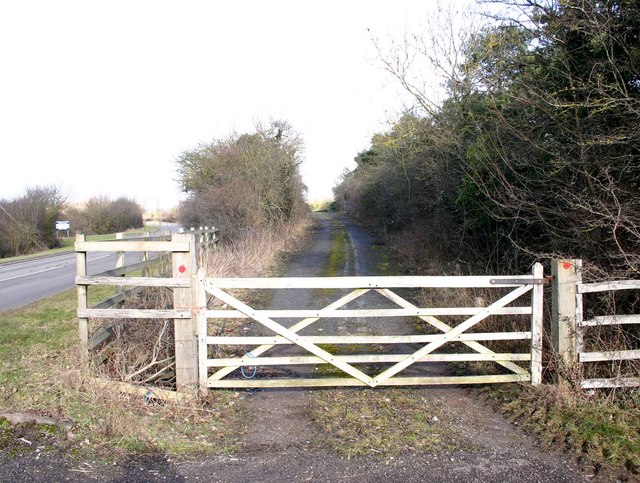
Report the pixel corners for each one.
[0,1,467,211]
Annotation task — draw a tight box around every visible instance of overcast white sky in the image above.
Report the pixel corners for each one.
[0,1,463,210]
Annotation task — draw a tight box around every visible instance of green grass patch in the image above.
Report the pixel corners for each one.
[371,245,395,276]
[310,388,462,457]
[0,245,75,264]
[483,384,640,474]
[321,228,348,277]
[0,290,79,361]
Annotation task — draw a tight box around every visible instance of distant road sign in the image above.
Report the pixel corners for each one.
[56,220,70,230]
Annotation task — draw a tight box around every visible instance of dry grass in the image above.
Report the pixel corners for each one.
[204,219,313,279]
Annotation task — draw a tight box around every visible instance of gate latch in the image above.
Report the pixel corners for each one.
[490,277,551,285]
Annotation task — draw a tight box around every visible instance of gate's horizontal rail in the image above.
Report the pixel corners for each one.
[577,279,640,294]
[207,332,532,345]
[579,349,640,362]
[207,374,530,388]
[79,308,191,319]
[580,314,640,326]
[206,352,530,367]
[206,275,536,289]
[206,307,531,319]
[76,276,190,287]
[76,240,190,252]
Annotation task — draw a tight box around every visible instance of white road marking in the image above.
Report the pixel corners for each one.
[0,265,65,283]
[0,253,112,283]
[87,254,112,262]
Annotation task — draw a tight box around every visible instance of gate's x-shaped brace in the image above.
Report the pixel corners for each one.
[205,282,533,387]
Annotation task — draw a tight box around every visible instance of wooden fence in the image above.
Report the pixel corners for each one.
[77,252,638,393]
[198,264,545,390]
[551,259,640,389]
[75,227,218,389]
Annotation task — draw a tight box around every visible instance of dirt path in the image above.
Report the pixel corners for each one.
[215,212,589,482]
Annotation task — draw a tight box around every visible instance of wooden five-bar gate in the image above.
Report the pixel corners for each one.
[198,264,544,389]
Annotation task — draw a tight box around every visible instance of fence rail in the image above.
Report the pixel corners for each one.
[76,227,218,381]
[75,246,638,393]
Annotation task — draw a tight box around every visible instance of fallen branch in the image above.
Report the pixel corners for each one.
[88,377,196,403]
[0,411,74,429]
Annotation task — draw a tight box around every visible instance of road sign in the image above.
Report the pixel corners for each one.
[56,220,70,230]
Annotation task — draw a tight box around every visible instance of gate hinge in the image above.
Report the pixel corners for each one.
[490,276,552,285]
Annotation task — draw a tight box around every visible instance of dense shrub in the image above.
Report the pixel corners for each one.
[176,121,308,237]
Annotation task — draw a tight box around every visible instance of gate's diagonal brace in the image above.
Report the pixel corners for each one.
[376,289,528,376]
[372,284,533,386]
[206,287,369,382]
[206,286,375,387]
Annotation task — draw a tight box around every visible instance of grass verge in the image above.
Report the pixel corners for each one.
[482,384,640,474]
[0,287,246,459]
[1,217,315,460]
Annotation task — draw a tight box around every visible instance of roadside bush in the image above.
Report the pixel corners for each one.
[0,185,66,257]
[65,196,144,235]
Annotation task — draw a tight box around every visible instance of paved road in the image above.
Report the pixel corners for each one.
[0,224,180,312]
[0,251,141,312]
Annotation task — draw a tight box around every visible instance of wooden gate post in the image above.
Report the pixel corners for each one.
[142,231,150,277]
[172,233,198,391]
[551,259,578,371]
[115,233,125,307]
[530,262,544,385]
[76,234,89,362]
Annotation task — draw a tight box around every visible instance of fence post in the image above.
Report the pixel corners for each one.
[142,231,150,277]
[115,233,125,307]
[76,234,89,362]
[551,259,578,371]
[530,262,544,385]
[172,232,198,391]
